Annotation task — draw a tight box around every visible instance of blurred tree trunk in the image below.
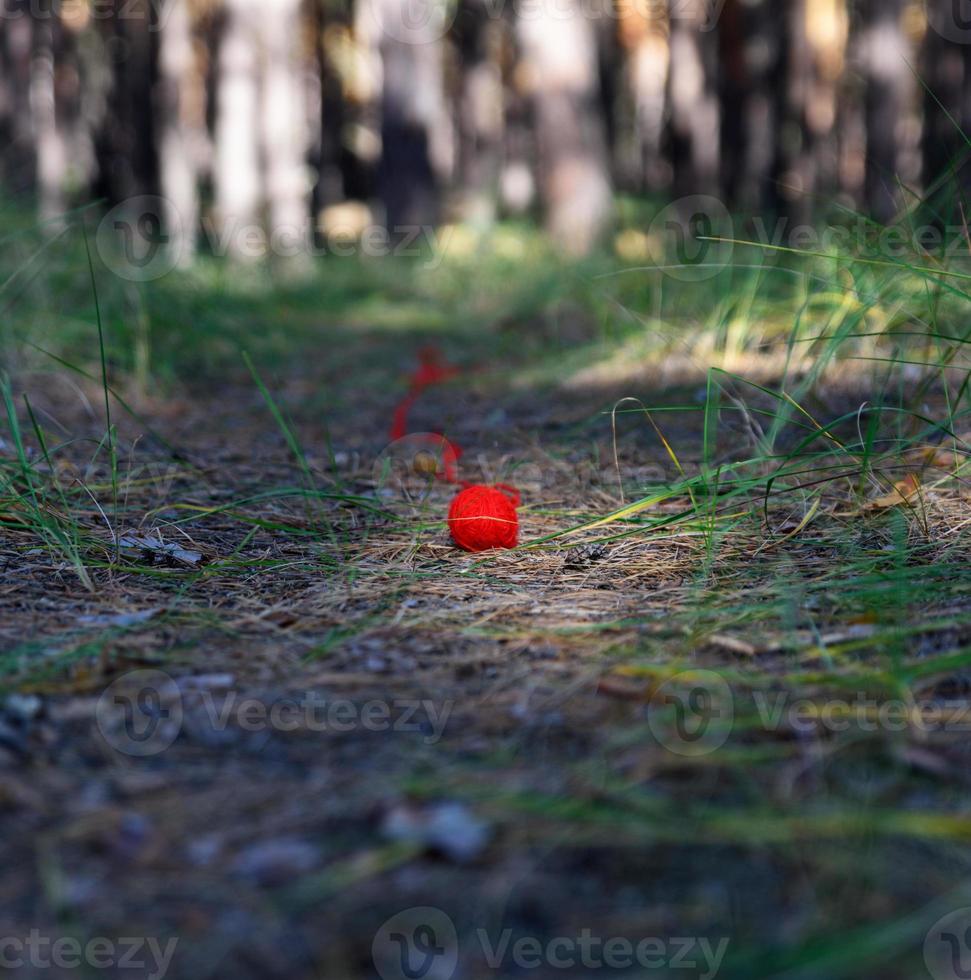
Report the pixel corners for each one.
[214,0,261,256]
[859,0,910,222]
[778,0,815,223]
[0,1,38,196]
[595,13,620,191]
[455,0,504,227]
[498,45,536,218]
[30,0,67,222]
[94,0,158,204]
[156,0,199,262]
[371,0,448,235]
[261,0,311,247]
[312,0,347,215]
[922,3,971,213]
[795,0,848,216]
[719,0,782,213]
[517,0,612,255]
[214,0,312,259]
[347,0,384,203]
[616,0,669,192]
[667,0,719,198]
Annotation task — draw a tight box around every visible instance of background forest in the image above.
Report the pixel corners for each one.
[3,0,971,256]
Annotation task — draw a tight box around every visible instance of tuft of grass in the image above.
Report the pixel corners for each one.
[0,377,93,589]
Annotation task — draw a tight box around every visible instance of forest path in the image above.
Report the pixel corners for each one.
[0,341,968,980]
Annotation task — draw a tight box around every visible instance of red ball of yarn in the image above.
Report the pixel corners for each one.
[448,484,520,552]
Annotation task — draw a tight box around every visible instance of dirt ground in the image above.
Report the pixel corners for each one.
[1,344,970,980]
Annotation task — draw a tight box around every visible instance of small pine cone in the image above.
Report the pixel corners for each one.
[564,543,609,568]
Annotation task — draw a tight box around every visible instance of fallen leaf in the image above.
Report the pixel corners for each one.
[865,473,922,511]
